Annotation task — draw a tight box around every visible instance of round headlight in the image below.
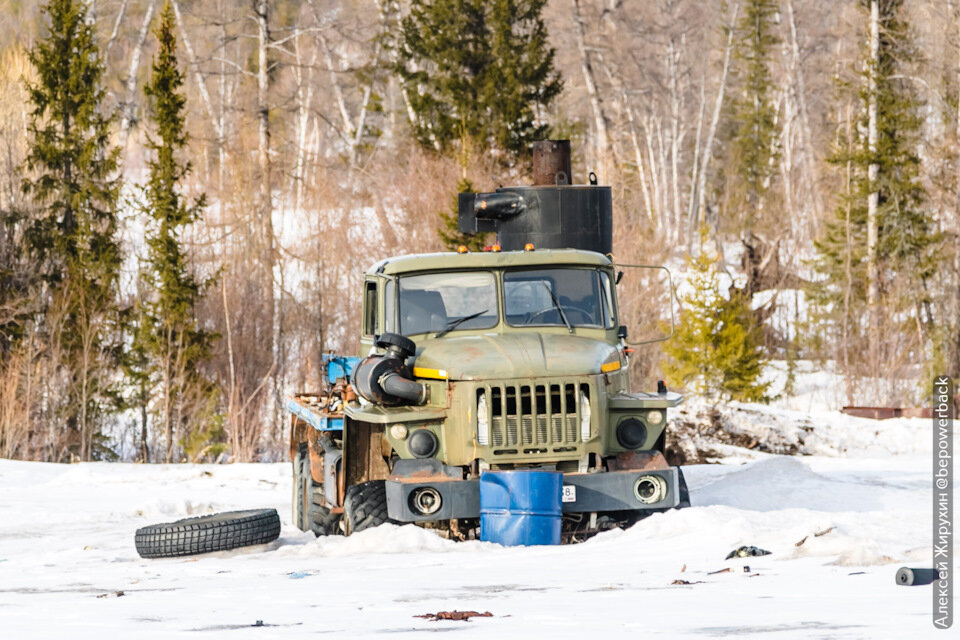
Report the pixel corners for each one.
[616,418,647,449]
[647,410,663,425]
[409,487,442,515]
[390,424,408,440]
[634,475,667,504]
[408,429,438,458]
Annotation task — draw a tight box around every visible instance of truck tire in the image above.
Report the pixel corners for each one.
[294,443,341,536]
[310,488,342,536]
[135,509,280,558]
[343,480,394,535]
[293,445,311,531]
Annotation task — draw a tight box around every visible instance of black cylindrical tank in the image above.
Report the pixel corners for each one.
[457,141,613,255]
[491,185,612,255]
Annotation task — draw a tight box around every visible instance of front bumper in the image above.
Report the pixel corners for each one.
[385,468,680,522]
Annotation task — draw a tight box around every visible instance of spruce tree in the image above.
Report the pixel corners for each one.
[812,0,939,383]
[438,177,489,251]
[21,0,122,460]
[662,231,770,403]
[135,2,218,463]
[727,0,780,234]
[398,0,562,159]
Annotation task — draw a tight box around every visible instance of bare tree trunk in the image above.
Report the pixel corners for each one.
[644,117,662,234]
[291,27,317,217]
[170,0,224,155]
[221,275,238,459]
[843,101,853,383]
[784,0,822,224]
[867,0,880,365]
[626,101,655,223]
[572,0,611,183]
[103,0,128,59]
[254,0,279,448]
[686,81,706,239]
[118,0,157,165]
[667,38,683,245]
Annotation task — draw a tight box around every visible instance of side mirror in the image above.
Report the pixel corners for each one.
[617,325,628,340]
[615,270,624,285]
[612,264,676,345]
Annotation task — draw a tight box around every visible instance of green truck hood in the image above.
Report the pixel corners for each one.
[413,333,618,380]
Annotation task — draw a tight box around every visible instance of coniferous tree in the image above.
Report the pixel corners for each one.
[812,0,940,392]
[21,0,122,460]
[398,0,562,159]
[400,1,560,249]
[727,0,780,237]
[134,2,219,463]
[662,230,770,403]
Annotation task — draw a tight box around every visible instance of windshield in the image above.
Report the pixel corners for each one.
[504,268,614,328]
[386,271,498,336]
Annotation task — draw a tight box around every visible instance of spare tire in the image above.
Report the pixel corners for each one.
[135,508,281,558]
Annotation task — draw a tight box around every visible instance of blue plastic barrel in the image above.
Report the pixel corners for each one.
[479,470,562,546]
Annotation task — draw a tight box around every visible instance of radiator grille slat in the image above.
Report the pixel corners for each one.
[479,380,591,452]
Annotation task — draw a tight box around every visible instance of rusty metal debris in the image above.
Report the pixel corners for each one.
[416,610,494,622]
[841,406,931,420]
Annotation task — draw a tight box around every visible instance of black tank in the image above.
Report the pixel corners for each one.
[457,140,613,255]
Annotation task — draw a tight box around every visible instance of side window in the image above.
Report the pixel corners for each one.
[363,281,377,336]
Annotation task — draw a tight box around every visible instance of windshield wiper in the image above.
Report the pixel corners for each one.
[435,309,488,338]
[542,283,574,333]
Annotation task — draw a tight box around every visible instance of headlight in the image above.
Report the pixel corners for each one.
[410,487,442,515]
[634,475,667,504]
[390,424,408,440]
[616,418,647,449]
[579,393,591,441]
[477,394,489,446]
[408,429,438,458]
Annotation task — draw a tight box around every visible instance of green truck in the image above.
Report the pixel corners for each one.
[287,141,686,541]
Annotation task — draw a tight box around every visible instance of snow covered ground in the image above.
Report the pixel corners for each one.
[0,410,955,638]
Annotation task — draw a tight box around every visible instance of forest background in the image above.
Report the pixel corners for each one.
[0,0,956,463]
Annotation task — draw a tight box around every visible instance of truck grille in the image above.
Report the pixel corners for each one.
[477,381,591,452]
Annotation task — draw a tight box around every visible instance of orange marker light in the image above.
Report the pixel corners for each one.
[524,243,535,251]
[457,245,468,254]
[491,244,501,252]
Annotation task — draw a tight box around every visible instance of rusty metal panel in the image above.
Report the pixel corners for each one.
[841,406,933,420]
[532,140,572,185]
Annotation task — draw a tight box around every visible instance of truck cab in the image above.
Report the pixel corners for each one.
[288,142,685,540]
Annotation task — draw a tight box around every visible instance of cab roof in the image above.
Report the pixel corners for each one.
[366,248,613,277]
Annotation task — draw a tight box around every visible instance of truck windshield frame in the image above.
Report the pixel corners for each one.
[385,271,499,337]
[504,267,615,329]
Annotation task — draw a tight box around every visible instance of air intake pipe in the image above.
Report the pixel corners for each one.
[352,333,427,406]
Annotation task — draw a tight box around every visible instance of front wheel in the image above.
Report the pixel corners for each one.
[343,480,395,535]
